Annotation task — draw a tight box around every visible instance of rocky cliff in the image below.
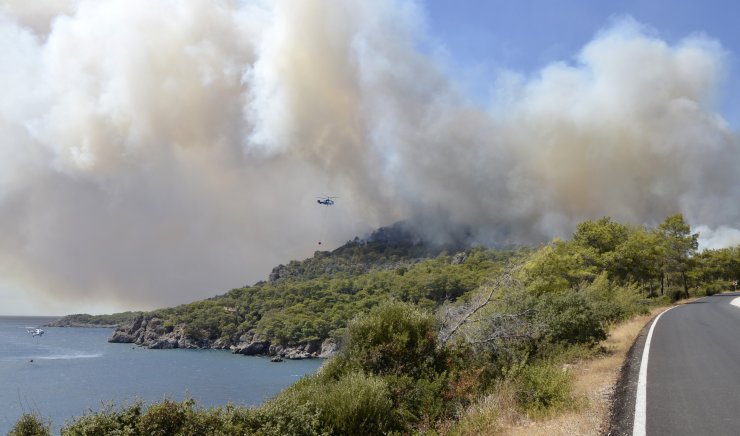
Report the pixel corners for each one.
[108,316,207,349]
[109,315,338,359]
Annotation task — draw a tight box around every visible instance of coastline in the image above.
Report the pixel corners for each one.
[0,317,322,435]
[108,315,337,360]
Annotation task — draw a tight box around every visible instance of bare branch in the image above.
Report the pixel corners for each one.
[438,263,523,345]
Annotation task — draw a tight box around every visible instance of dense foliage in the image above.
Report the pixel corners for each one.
[55,225,527,348]
[521,215,736,302]
[150,243,525,347]
[8,413,50,436]
[36,215,739,434]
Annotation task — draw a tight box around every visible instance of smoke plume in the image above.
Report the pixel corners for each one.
[1,1,738,313]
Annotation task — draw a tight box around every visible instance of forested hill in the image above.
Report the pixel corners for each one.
[37,215,739,434]
[54,216,738,361]
[263,222,474,283]
[66,222,528,356]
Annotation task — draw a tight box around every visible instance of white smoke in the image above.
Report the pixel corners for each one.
[696,225,740,250]
[0,1,738,313]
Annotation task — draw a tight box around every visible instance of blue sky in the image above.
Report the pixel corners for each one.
[421,0,740,128]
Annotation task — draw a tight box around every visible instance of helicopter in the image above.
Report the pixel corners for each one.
[316,196,338,206]
[315,195,339,245]
[27,328,44,337]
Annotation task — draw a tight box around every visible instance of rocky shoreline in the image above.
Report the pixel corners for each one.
[108,315,338,360]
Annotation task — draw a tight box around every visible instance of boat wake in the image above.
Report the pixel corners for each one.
[37,353,103,360]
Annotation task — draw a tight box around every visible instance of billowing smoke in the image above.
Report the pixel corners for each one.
[1,1,738,313]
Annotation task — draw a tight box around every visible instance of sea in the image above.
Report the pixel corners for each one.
[0,316,322,434]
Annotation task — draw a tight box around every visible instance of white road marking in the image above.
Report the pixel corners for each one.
[731,297,740,308]
[633,306,675,436]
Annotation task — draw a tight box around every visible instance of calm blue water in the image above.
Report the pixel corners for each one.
[0,316,322,433]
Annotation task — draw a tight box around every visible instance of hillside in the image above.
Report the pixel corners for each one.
[64,222,527,358]
[46,311,145,328]
[55,215,739,365]
[26,214,740,434]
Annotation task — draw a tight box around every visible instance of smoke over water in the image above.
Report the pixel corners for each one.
[1,1,738,312]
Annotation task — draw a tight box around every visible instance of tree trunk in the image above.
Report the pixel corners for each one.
[660,272,665,296]
[682,271,689,299]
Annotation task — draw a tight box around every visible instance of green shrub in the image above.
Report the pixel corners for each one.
[261,371,395,435]
[255,398,326,436]
[535,291,607,346]
[514,362,574,417]
[384,374,450,428]
[318,371,394,434]
[60,399,260,436]
[9,413,51,436]
[703,283,723,296]
[581,273,642,324]
[136,399,191,436]
[341,301,443,378]
[446,402,499,436]
[667,288,687,302]
[61,402,141,435]
[207,404,262,435]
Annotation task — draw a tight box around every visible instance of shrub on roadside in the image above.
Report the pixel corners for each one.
[534,291,607,346]
[514,361,574,418]
[702,283,723,296]
[339,301,445,379]
[9,413,51,436]
[318,301,457,430]
[317,371,394,434]
[581,272,643,324]
[667,288,687,302]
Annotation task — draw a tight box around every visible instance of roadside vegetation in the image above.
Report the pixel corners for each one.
[18,214,738,434]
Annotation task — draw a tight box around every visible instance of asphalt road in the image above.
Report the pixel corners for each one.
[641,293,740,435]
